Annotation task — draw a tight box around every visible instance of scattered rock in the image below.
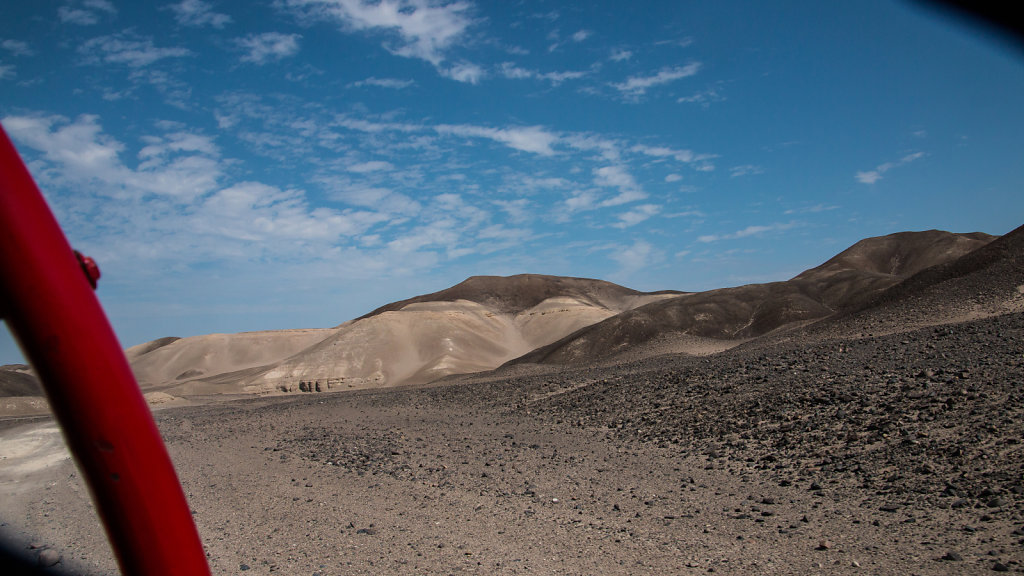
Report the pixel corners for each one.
[37,548,60,567]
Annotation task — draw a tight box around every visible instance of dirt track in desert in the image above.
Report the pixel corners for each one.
[3,310,1023,575]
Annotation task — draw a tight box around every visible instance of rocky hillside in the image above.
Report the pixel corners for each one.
[507,229,996,366]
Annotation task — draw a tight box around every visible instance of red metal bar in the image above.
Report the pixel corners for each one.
[0,124,211,576]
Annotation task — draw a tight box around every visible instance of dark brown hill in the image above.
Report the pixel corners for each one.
[800,222,1024,338]
[509,229,996,365]
[869,223,1022,307]
[793,229,995,310]
[0,364,41,396]
[356,274,682,321]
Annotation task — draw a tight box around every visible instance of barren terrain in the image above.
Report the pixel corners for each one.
[1,226,1023,574]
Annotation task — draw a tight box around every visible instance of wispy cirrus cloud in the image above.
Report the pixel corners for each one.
[729,164,763,178]
[633,143,717,171]
[80,34,191,67]
[348,76,416,89]
[677,85,725,107]
[498,62,588,85]
[434,123,559,155]
[609,48,632,62]
[237,32,302,64]
[613,62,701,99]
[571,29,591,42]
[346,160,395,173]
[58,0,117,26]
[2,39,34,57]
[608,239,662,282]
[614,203,660,228]
[697,221,798,243]
[784,203,839,215]
[593,165,646,206]
[168,0,232,28]
[856,151,926,184]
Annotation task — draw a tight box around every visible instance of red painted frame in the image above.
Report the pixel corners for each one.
[0,124,211,575]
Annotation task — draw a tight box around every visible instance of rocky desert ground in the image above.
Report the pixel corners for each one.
[1,226,1023,574]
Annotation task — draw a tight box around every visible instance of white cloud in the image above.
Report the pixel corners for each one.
[542,69,588,84]
[0,63,12,80]
[60,8,99,25]
[2,39,34,57]
[564,133,622,162]
[282,0,474,67]
[58,0,116,25]
[493,198,531,223]
[2,113,222,201]
[4,113,126,185]
[571,29,591,42]
[855,170,882,185]
[593,164,635,190]
[347,160,394,173]
[856,151,925,184]
[387,216,463,255]
[601,189,647,207]
[677,86,724,107]
[80,34,191,67]
[334,115,423,134]
[594,165,646,206]
[614,204,660,228]
[697,221,797,243]
[197,182,386,244]
[169,0,232,28]
[139,129,220,158]
[609,239,661,280]
[348,76,415,89]
[317,176,422,216]
[85,0,116,11]
[609,48,632,62]
[498,62,587,85]
[729,164,763,178]
[665,173,682,182]
[237,32,301,64]
[633,143,716,170]
[613,62,701,98]
[563,190,597,213]
[435,124,559,155]
[440,61,485,84]
[784,203,839,215]
[3,111,401,273]
[498,62,532,80]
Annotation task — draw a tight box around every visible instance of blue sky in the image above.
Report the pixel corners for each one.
[2,0,1023,364]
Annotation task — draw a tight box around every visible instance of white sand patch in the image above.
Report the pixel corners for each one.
[0,423,71,484]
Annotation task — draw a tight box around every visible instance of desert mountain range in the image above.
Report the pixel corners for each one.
[1,225,1020,416]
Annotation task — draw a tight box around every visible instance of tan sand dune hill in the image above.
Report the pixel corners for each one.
[128,328,336,390]
[242,284,679,394]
